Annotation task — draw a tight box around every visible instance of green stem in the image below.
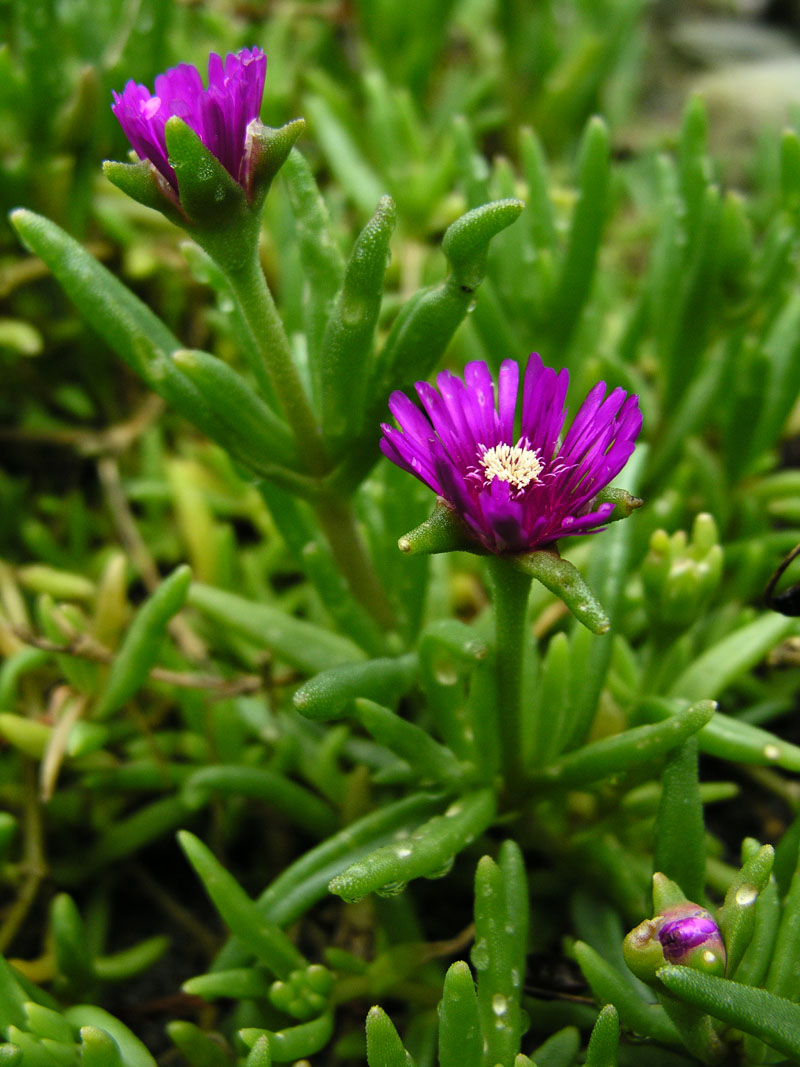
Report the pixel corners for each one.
[485,556,533,802]
[314,492,396,631]
[201,237,395,629]
[224,244,327,467]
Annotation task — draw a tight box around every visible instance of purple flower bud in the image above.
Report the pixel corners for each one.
[623,901,726,984]
[380,355,642,554]
[658,913,721,963]
[111,49,266,192]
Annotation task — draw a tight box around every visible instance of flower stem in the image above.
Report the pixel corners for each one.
[201,238,396,628]
[485,556,533,802]
[224,244,327,468]
[314,491,396,631]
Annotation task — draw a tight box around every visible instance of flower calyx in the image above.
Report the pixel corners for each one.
[624,894,726,986]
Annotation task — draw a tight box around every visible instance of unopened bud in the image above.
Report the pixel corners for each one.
[624,901,726,985]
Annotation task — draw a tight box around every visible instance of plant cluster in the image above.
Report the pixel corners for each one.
[3,2,800,1065]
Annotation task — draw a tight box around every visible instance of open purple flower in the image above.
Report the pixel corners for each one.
[111,48,266,191]
[380,354,642,554]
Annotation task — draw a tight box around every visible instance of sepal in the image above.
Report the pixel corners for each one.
[244,118,305,209]
[102,158,185,226]
[512,549,610,634]
[165,116,249,225]
[590,485,643,524]
[398,499,482,556]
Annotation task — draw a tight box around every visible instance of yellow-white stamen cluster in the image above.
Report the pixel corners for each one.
[479,442,543,492]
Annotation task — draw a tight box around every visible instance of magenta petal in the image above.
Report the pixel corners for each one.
[521,354,568,460]
[496,360,519,442]
[111,48,266,191]
[418,379,474,468]
[435,372,484,459]
[380,428,441,494]
[463,361,500,446]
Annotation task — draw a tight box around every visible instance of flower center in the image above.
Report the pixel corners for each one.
[479,441,543,492]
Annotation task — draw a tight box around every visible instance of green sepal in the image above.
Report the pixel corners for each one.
[512,550,610,634]
[165,115,249,226]
[652,873,690,913]
[643,514,724,631]
[269,965,332,1022]
[102,159,185,226]
[657,967,800,1063]
[245,118,306,209]
[590,486,643,523]
[622,919,670,987]
[398,500,481,556]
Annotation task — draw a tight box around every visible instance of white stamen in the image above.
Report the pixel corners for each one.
[479,440,543,492]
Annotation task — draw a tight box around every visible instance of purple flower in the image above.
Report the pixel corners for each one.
[380,354,642,553]
[111,48,267,191]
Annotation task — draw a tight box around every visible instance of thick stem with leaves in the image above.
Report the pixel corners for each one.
[221,242,327,466]
[213,239,395,628]
[485,556,533,802]
[314,491,396,631]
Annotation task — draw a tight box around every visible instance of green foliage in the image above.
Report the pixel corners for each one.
[5,1,800,1065]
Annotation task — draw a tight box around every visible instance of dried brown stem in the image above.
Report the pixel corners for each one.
[11,625,261,698]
